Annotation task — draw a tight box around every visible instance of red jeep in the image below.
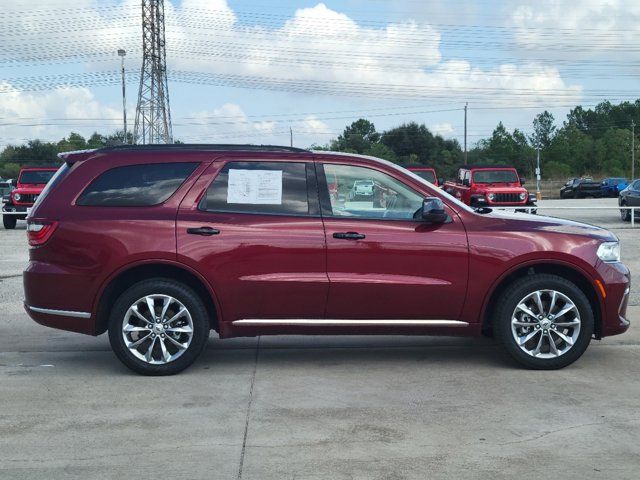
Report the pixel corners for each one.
[23,145,629,375]
[444,165,536,210]
[403,165,441,187]
[2,167,57,229]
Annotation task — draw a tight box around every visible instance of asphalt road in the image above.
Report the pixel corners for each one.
[1,199,639,480]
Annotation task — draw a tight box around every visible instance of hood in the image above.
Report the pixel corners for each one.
[482,209,617,242]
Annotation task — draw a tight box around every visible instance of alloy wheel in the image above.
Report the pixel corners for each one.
[121,294,194,364]
[510,289,581,359]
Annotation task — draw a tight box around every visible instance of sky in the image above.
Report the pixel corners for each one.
[1,0,639,150]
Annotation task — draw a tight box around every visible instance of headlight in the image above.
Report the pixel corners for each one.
[487,193,495,201]
[519,192,527,200]
[597,241,620,263]
[13,193,21,201]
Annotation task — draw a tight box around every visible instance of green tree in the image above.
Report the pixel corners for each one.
[0,162,21,179]
[364,142,397,162]
[530,111,556,150]
[546,125,594,176]
[57,132,87,152]
[475,122,533,175]
[331,119,380,154]
[87,132,106,148]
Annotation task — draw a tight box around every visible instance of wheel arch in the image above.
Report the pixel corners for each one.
[93,260,221,335]
[481,261,603,339]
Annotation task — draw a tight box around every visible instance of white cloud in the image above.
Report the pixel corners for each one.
[173,103,331,144]
[511,0,640,55]
[0,83,120,146]
[431,122,455,136]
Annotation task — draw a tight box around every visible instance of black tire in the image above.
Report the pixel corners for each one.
[2,215,16,229]
[108,278,210,375]
[493,274,594,370]
[620,203,631,222]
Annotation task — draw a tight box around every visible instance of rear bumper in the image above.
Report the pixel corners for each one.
[23,261,96,335]
[598,261,631,337]
[24,304,93,335]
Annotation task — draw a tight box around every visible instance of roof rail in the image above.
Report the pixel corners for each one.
[99,144,310,153]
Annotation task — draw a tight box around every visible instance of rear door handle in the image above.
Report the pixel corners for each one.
[187,227,220,236]
[333,232,365,240]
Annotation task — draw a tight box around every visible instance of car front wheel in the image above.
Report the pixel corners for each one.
[108,278,210,375]
[494,274,594,369]
[620,203,631,222]
[3,215,17,229]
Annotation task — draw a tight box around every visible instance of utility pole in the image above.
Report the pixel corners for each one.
[536,148,541,200]
[134,0,173,144]
[290,127,293,147]
[632,120,636,180]
[464,102,468,165]
[117,49,127,144]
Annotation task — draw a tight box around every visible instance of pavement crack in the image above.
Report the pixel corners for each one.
[500,421,605,446]
[237,335,260,480]
[0,274,22,281]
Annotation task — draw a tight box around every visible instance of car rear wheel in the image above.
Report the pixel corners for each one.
[108,278,210,375]
[494,274,594,369]
[2,215,16,229]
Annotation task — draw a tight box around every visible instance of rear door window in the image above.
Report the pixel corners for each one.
[200,161,314,216]
[77,162,198,206]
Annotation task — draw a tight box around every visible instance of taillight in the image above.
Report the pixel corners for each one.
[27,220,58,247]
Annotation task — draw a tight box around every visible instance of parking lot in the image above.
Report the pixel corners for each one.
[1,198,638,480]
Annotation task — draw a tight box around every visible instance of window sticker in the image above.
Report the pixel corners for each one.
[227,169,283,205]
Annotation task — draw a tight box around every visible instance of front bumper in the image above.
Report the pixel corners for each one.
[2,204,30,214]
[471,195,536,208]
[597,261,631,337]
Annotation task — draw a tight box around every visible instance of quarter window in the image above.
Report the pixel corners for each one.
[77,162,198,206]
[201,161,310,215]
[321,164,423,220]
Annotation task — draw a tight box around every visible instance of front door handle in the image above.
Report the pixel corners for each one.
[187,227,220,236]
[333,231,365,240]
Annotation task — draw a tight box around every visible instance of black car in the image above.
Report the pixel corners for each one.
[619,179,640,222]
[560,177,601,199]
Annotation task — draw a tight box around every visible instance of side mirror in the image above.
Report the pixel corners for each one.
[520,177,526,185]
[421,197,448,223]
[438,177,444,186]
[462,178,470,187]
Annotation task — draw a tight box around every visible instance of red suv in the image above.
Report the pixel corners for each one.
[3,167,57,229]
[444,165,536,209]
[24,145,630,375]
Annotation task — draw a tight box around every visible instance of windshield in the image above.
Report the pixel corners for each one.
[473,170,519,183]
[412,170,436,183]
[19,170,56,185]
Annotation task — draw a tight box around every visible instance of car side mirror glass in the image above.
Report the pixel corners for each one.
[462,178,470,187]
[520,177,526,185]
[438,177,444,185]
[421,197,448,223]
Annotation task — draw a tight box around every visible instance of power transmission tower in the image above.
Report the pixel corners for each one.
[134,0,173,144]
